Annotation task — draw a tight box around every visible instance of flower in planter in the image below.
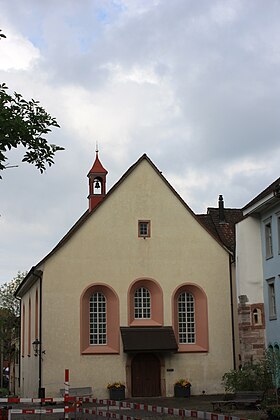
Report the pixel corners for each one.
[107,382,125,389]
[174,379,191,388]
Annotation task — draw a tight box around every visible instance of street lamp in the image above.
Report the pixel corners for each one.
[32,339,40,357]
[32,339,45,398]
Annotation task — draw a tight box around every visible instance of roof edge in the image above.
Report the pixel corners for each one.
[22,153,232,280]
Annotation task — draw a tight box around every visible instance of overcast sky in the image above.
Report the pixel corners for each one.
[1,0,280,284]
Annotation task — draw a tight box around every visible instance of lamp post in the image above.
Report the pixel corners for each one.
[32,339,40,357]
[32,339,45,398]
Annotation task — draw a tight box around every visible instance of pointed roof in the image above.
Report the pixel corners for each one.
[87,151,108,176]
[16,154,232,297]
[242,176,280,215]
[197,206,244,253]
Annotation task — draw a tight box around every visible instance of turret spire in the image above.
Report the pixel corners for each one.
[87,150,108,212]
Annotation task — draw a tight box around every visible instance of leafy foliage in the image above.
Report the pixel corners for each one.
[174,378,191,387]
[0,83,63,178]
[107,382,125,389]
[0,30,6,40]
[0,272,26,363]
[268,406,280,418]
[0,272,25,317]
[266,347,280,406]
[222,361,273,392]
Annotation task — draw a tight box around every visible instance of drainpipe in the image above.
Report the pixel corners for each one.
[229,254,236,369]
[32,270,43,397]
[16,296,21,394]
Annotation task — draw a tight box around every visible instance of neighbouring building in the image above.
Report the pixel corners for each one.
[197,196,244,367]
[238,178,280,354]
[16,153,237,398]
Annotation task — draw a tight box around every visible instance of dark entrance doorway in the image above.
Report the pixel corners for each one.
[131,353,161,397]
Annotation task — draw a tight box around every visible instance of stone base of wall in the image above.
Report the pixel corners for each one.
[238,302,266,366]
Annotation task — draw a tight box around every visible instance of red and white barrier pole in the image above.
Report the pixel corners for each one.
[64,368,69,419]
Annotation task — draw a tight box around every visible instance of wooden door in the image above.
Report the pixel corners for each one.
[131,353,161,397]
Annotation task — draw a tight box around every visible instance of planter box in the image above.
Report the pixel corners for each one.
[174,384,191,398]
[109,387,125,401]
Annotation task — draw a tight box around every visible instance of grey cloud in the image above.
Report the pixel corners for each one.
[2,0,280,282]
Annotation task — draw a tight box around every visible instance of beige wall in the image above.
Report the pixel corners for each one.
[20,280,40,397]
[24,159,233,397]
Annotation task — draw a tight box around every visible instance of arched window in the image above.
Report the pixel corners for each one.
[172,283,208,352]
[89,292,107,345]
[81,284,119,354]
[252,308,262,326]
[134,287,151,319]
[128,278,163,326]
[178,292,195,344]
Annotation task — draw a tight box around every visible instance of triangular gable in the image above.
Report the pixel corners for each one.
[16,154,231,296]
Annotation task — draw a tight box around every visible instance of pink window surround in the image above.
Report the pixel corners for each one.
[128,278,163,326]
[172,283,208,353]
[80,283,119,354]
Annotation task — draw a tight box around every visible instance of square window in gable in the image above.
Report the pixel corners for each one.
[138,220,151,238]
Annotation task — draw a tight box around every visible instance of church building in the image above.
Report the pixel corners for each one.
[16,153,236,398]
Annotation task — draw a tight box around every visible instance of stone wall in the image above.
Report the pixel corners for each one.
[238,302,266,366]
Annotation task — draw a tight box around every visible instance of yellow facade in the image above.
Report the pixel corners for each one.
[18,156,234,398]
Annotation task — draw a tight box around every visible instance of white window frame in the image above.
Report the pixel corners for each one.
[178,292,196,344]
[267,278,277,320]
[138,220,151,238]
[277,213,280,255]
[264,218,273,259]
[134,287,151,319]
[89,292,107,345]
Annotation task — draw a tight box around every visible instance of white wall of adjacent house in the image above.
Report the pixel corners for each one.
[236,217,263,303]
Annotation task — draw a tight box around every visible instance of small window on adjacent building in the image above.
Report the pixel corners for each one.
[265,220,273,259]
[252,308,262,326]
[277,215,280,254]
[267,279,277,320]
[138,220,151,238]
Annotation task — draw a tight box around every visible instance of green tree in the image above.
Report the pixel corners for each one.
[0,83,63,178]
[0,271,24,317]
[222,361,273,393]
[1,29,63,178]
[0,272,26,386]
[266,348,280,405]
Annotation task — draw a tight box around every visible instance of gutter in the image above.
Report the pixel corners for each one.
[229,254,236,369]
[15,296,21,394]
[32,270,43,397]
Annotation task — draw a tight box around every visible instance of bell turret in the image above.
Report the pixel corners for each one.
[87,150,108,212]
